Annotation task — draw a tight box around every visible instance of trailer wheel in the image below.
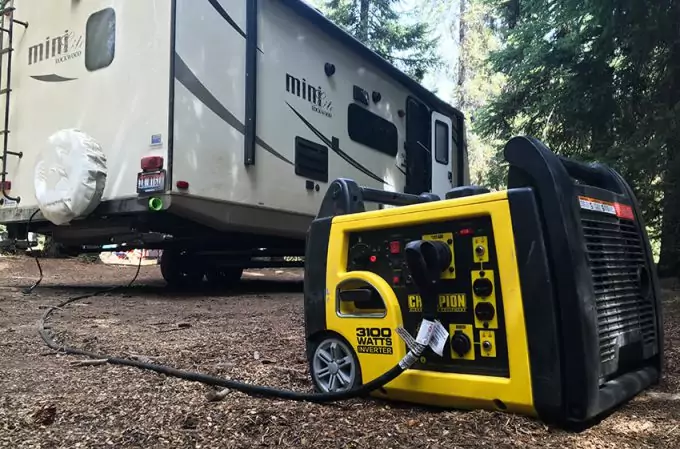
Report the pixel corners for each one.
[205,266,244,288]
[160,250,204,288]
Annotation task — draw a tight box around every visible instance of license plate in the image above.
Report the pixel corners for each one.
[137,170,166,194]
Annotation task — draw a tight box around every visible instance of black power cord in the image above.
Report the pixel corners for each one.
[37,249,434,404]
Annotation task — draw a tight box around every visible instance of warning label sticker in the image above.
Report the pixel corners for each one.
[578,196,616,215]
[578,196,635,220]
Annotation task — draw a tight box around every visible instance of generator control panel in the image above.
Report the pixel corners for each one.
[346,215,509,377]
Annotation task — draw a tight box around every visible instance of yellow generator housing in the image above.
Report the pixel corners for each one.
[303,136,663,428]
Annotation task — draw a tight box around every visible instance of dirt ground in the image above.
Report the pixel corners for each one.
[0,255,678,449]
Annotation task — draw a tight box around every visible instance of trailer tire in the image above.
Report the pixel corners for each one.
[205,266,243,289]
[160,250,204,288]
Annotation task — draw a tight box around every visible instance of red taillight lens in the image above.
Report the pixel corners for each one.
[176,180,189,190]
[141,156,164,171]
[0,180,11,190]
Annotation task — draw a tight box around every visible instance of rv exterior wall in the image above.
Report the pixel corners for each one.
[172,0,418,218]
[1,0,171,213]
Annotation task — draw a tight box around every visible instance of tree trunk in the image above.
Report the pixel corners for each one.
[456,0,467,109]
[359,0,370,42]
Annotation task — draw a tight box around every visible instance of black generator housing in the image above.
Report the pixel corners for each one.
[503,136,663,424]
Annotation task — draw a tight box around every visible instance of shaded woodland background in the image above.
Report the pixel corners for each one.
[314,0,680,278]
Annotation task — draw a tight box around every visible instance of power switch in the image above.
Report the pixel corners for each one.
[473,236,489,263]
[480,330,497,358]
[389,240,401,254]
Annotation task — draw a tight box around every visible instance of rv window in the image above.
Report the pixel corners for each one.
[85,8,116,71]
[434,120,449,165]
[347,103,398,157]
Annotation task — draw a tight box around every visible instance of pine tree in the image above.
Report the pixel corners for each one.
[416,0,506,187]
[475,0,680,270]
[320,0,441,82]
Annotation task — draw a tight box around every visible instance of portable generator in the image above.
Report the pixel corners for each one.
[303,136,664,427]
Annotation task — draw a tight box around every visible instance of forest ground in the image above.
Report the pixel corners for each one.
[0,255,678,448]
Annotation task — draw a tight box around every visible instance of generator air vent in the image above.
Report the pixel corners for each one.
[580,211,659,379]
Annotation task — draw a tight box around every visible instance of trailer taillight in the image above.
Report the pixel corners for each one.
[141,156,164,172]
[1,180,11,190]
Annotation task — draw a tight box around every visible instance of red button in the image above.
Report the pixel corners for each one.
[369,255,377,263]
[389,241,401,254]
[393,275,400,284]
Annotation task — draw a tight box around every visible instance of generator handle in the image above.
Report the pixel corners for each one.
[361,186,438,207]
[557,155,622,193]
[315,178,440,219]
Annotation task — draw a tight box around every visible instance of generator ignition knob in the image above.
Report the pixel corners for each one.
[473,278,493,297]
[450,331,471,357]
[475,245,486,257]
[482,340,493,351]
[475,302,496,322]
[349,243,371,269]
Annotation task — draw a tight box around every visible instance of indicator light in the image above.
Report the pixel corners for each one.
[460,228,473,236]
[369,255,377,263]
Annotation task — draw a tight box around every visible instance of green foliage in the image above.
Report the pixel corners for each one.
[320,0,441,82]
[453,0,507,189]
[474,0,680,270]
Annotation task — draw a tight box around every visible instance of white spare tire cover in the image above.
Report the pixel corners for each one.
[34,129,107,226]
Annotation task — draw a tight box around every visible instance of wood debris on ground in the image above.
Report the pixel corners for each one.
[0,256,677,448]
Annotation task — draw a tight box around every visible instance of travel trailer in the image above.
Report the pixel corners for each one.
[0,0,469,286]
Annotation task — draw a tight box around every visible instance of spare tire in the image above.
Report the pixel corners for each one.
[34,129,107,226]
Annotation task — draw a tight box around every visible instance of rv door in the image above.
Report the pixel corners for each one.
[430,112,453,198]
[404,97,430,196]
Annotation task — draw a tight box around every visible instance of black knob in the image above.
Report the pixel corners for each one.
[473,278,493,297]
[450,331,471,357]
[349,243,371,268]
[475,302,496,322]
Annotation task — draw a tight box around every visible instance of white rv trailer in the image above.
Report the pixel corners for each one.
[0,0,469,286]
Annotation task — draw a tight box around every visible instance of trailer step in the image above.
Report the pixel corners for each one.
[4,149,21,157]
